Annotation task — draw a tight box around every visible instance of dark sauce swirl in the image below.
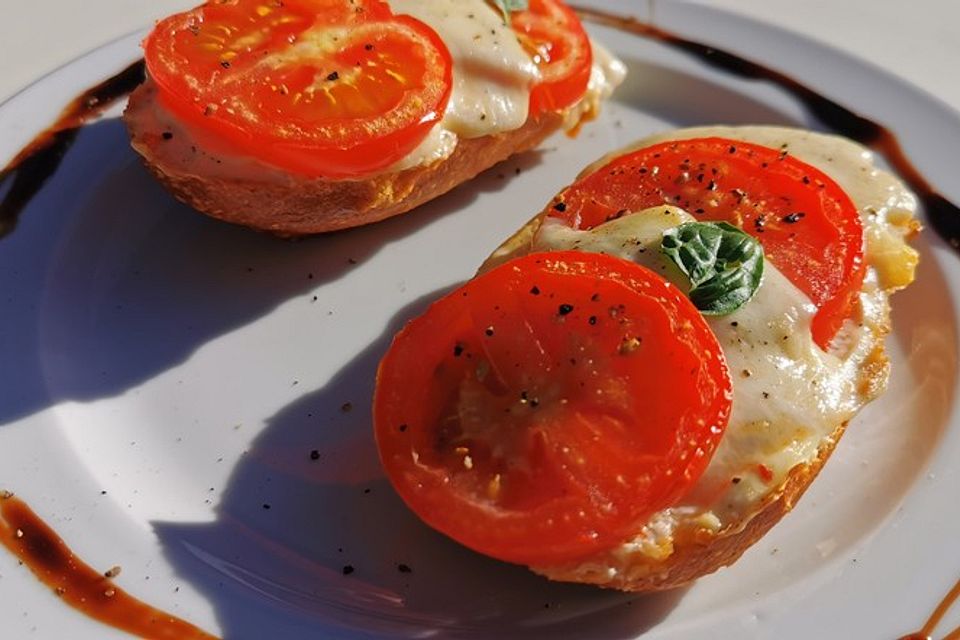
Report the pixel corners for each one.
[0,492,216,639]
[896,575,960,639]
[0,58,144,238]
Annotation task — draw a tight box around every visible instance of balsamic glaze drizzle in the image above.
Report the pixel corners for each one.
[0,58,144,238]
[897,575,960,639]
[572,5,960,251]
[0,493,216,639]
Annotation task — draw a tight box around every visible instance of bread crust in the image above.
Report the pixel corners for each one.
[123,82,564,236]
[532,422,848,591]
[479,203,893,593]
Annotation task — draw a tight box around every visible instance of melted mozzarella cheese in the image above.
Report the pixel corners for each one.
[390,0,538,138]
[128,0,625,179]
[535,208,863,523]
[562,41,628,132]
[523,126,918,577]
[388,0,625,170]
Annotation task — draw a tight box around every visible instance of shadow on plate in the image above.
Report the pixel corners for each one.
[0,117,546,426]
[152,290,686,639]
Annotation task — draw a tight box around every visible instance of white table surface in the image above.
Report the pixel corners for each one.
[3,0,960,114]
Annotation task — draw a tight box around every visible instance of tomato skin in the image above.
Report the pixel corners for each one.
[144,0,452,178]
[512,0,593,114]
[374,251,732,566]
[549,138,865,348]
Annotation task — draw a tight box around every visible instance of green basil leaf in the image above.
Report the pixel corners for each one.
[660,221,764,315]
[490,0,529,23]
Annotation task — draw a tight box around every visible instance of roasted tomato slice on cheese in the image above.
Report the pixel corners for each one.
[549,138,865,348]
[144,0,452,178]
[512,0,592,115]
[374,251,732,565]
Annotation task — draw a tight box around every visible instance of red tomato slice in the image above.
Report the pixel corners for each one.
[375,251,732,565]
[549,138,865,348]
[144,0,452,178]
[512,0,592,115]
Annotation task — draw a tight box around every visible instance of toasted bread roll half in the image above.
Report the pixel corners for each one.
[374,125,918,592]
[124,0,625,235]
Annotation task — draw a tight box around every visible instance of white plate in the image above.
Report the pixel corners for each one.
[1,2,959,638]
